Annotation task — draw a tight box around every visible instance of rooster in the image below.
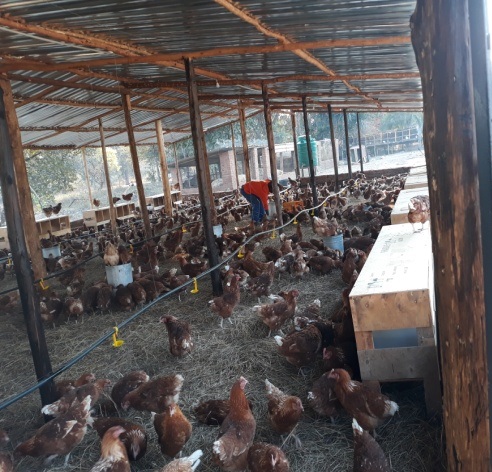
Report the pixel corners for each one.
[328,368,398,431]
[212,377,256,472]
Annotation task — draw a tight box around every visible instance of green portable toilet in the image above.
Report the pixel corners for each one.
[297,135,318,168]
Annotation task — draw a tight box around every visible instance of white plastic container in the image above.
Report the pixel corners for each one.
[213,224,223,237]
[105,262,133,287]
[323,233,344,253]
[42,245,61,258]
[268,200,277,220]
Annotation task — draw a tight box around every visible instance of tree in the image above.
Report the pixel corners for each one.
[79,147,120,190]
[25,149,79,207]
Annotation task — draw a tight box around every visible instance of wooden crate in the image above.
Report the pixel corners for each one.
[83,203,135,228]
[404,173,428,189]
[349,223,441,413]
[391,187,429,225]
[145,193,165,210]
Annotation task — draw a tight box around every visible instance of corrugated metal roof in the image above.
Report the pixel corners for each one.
[0,0,421,148]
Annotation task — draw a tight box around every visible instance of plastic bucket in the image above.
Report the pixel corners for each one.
[42,245,61,258]
[213,224,223,237]
[105,262,133,287]
[323,233,344,253]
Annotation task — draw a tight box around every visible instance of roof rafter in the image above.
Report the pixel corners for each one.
[214,0,381,107]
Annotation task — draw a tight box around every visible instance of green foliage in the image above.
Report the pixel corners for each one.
[25,149,79,207]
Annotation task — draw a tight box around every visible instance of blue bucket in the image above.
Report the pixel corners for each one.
[323,233,344,253]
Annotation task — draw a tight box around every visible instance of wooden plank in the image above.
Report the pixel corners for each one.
[121,93,151,238]
[343,109,353,178]
[262,84,283,229]
[391,187,430,224]
[155,120,173,216]
[350,224,433,332]
[358,346,441,413]
[328,105,339,189]
[404,173,428,189]
[411,0,490,466]
[0,82,56,409]
[355,331,374,350]
[185,58,222,296]
[98,118,117,235]
[302,96,319,211]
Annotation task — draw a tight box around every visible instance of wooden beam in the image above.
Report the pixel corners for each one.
[0,13,230,81]
[155,120,173,216]
[98,118,117,235]
[230,124,240,189]
[130,72,421,89]
[0,80,56,409]
[262,84,283,230]
[343,109,353,179]
[185,58,222,296]
[411,0,490,469]
[81,147,94,209]
[302,97,319,211]
[0,35,411,73]
[291,113,300,179]
[238,104,251,182]
[173,143,182,189]
[0,78,46,280]
[356,112,364,173]
[121,93,151,238]
[328,104,339,190]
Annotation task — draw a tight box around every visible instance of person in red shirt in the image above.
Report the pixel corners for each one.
[240,179,274,224]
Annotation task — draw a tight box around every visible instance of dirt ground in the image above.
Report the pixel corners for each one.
[0,193,445,472]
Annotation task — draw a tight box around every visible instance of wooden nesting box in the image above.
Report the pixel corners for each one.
[349,223,441,413]
[404,172,428,189]
[83,202,135,228]
[391,187,429,225]
[36,215,71,239]
[146,190,181,212]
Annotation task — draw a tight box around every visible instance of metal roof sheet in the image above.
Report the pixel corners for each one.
[0,0,421,148]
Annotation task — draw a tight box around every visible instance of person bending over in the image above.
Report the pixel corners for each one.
[240,179,274,225]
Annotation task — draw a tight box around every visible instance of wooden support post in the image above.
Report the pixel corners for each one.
[230,124,240,189]
[185,58,222,296]
[411,1,490,469]
[343,109,353,179]
[328,104,339,190]
[261,83,283,230]
[356,112,364,173]
[121,93,151,238]
[291,112,300,179]
[155,120,173,216]
[302,96,319,212]
[173,142,182,190]
[98,118,117,235]
[469,0,492,458]
[239,103,251,182]
[0,79,46,279]
[0,83,56,409]
[81,147,94,208]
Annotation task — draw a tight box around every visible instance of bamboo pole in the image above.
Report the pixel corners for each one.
[302,97,319,211]
[262,83,283,230]
[185,58,222,296]
[356,113,364,173]
[0,81,56,409]
[81,147,94,208]
[155,120,173,216]
[343,109,353,179]
[0,78,46,280]
[98,118,117,235]
[291,113,300,179]
[173,142,182,190]
[328,105,340,190]
[239,103,251,182]
[230,123,240,189]
[121,92,151,238]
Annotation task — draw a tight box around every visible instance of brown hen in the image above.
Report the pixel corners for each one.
[160,315,193,357]
[247,442,289,472]
[154,403,192,458]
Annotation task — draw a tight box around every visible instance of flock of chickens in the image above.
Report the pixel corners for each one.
[0,171,434,471]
